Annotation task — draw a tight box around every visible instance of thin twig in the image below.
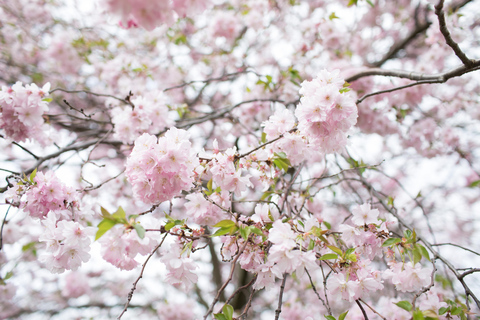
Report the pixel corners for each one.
[274,274,288,320]
[0,205,12,251]
[358,299,386,320]
[12,142,39,159]
[355,299,369,320]
[49,88,130,104]
[239,287,256,319]
[203,237,251,319]
[305,268,329,311]
[117,234,168,319]
[431,243,480,257]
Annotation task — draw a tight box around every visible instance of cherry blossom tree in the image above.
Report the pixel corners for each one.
[1,0,480,319]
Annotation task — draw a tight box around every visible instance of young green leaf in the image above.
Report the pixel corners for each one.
[382,237,402,247]
[319,253,338,260]
[132,223,145,239]
[223,304,234,320]
[95,219,117,240]
[213,220,236,228]
[395,300,412,312]
[338,311,349,320]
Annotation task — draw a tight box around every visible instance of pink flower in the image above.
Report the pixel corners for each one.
[351,203,379,226]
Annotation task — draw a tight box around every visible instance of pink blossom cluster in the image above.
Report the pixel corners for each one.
[383,261,433,292]
[404,118,459,158]
[262,107,311,165]
[184,191,230,226]
[160,242,198,291]
[125,128,199,205]
[327,267,384,302]
[99,225,157,270]
[102,0,211,30]
[0,82,50,144]
[6,171,78,219]
[39,212,95,274]
[208,145,253,197]
[112,92,173,144]
[62,272,91,298]
[295,69,358,154]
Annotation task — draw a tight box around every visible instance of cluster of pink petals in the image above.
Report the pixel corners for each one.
[208,146,253,197]
[0,82,50,144]
[99,225,157,270]
[295,69,358,154]
[7,171,78,219]
[383,261,433,292]
[102,0,211,30]
[111,92,173,144]
[327,269,383,302]
[160,242,198,291]
[39,212,95,274]
[184,191,230,226]
[125,128,199,205]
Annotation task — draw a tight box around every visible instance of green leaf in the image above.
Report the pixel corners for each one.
[112,206,126,221]
[273,158,290,172]
[250,227,265,238]
[214,313,227,320]
[42,97,53,102]
[387,196,395,206]
[404,229,412,239]
[329,12,339,20]
[319,253,338,260]
[347,254,357,262]
[382,237,402,247]
[261,132,267,143]
[239,226,251,240]
[413,310,425,320]
[366,0,374,7]
[451,306,461,316]
[418,244,430,261]
[95,219,117,240]
[308,239,315,250]
[324,316,336,320]
[468,180,480,188]
[5,271,13,280]
[223,304,234,320]
[347,0,358,6]
[164,221,176,231]
[327,245,343,256]
[133,224,145,239]
[207,179,213,193]
[212,226,238,237]
[100,206,111,218]
[29,168,37,183]
[338,311,349,320]
[345,248,355,256]
[413,244,423,265]
[395,300,413,312]
[438,307,448,315]
[213,220,236,228]
[323,221,331,229]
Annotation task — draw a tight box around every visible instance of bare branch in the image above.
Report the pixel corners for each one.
[274,274,288,320]
[117,234,167,319]
[434,0,474,67]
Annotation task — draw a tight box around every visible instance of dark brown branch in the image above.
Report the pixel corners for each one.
[355,299,369,320]
[50,87,130,105]
[274,274,288,320]
[431,243,480,257]
[435,0,474,67]
[347,61,480,83]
